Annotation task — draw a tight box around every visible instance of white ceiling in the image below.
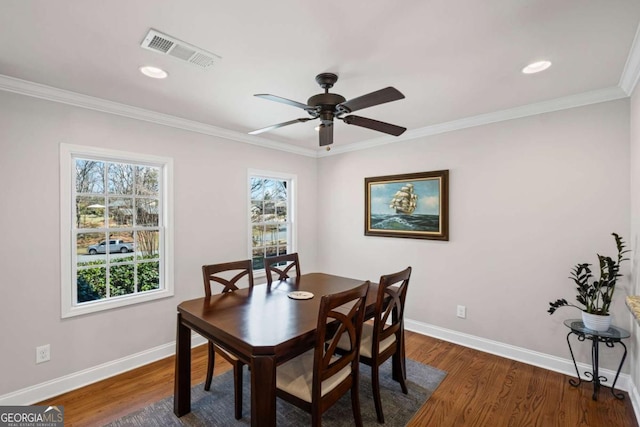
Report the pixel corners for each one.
[1,1,640,154]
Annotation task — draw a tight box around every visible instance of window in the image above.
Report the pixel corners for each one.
[61,144,173,317]
[248,170,296,272]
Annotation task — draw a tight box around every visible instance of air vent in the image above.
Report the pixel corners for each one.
[140,29,220,69]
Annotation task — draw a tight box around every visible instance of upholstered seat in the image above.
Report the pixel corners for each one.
[276,350,351,402]
[340,321,396,358]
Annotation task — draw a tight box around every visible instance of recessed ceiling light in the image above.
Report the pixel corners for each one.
[139,66,168,79]
[522,60,552,74]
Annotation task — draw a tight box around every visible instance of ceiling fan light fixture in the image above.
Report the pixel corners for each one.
[139,66,168,79]
[522,60,552,74]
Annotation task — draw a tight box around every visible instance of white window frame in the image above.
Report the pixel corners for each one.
[60,143,174,318]
[248,169,297,278]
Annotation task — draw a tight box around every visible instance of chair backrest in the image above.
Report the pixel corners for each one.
[312,281,370,401]
[372,266,411,355]
[202,259,255,297]
[264,252,301,285]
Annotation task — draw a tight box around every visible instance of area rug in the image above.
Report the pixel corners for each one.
[107,358,446,426]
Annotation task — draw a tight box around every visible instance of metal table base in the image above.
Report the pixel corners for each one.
[564,319,629,401]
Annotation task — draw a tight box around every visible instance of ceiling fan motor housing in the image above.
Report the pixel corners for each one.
[306,93,346,109]
[307,93,347,124]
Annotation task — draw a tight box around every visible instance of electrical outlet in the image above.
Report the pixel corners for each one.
[456,305,466,319]
[36,344,50,364]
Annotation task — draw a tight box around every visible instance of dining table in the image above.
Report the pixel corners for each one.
[173,272,399,427]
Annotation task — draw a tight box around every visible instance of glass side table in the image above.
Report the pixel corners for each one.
[564,319,630,401]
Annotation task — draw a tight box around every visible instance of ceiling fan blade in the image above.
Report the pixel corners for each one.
[254,94,312,110]
[341,115,406,136]
[338,87,405,113]
[248,118,313,135]
[319,123,334,146]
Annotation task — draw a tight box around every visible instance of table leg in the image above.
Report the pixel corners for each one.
[608,340,627,400]
[591,338,600,400]
[566,332,582,387]
[173,313,192,416]
[251,355,276,427]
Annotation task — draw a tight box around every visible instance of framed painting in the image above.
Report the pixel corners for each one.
[364,170,449,240]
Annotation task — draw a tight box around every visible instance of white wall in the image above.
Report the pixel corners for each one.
[0,90,318,395]
[317,100,631,369]
[0,88,634,401]
[630,81,640,403]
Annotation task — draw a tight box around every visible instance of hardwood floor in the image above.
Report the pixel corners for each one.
[38,331,637,426]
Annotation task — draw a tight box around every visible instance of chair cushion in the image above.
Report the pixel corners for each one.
[217,346,239,360]
[337,322,396,358]
[276,350,352,403]
[210,340,239,361]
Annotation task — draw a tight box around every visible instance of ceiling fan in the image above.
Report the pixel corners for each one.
[248,73,407,147]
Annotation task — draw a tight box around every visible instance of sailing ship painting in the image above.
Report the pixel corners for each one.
[365,170,449,240]
[389,183,418,214]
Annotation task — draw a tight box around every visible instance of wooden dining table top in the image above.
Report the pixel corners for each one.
[177,272,377,360]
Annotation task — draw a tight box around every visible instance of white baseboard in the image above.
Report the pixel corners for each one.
[630,382,640,426]
[405,319,633,392]
[2,319,637,422]
[0,334,207,406]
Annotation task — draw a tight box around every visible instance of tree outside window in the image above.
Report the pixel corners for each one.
[250,174,294,271]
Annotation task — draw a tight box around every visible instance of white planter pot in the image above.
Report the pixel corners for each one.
[581,311,611,332]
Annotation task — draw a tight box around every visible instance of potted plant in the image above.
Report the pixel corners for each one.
[548,233,629,331]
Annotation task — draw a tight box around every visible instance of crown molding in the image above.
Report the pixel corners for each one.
[319,86,628,157]
[620,22,640,96]
[0,73,629,159]
[0,74,318,158]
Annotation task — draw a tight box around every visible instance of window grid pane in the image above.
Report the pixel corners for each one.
[74,158,163,305]
[249,175,293,271]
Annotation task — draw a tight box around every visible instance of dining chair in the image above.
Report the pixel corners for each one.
[201,259,254,420]
[264,252,301,285]
[275,281,370,427]
[338,266,411,423]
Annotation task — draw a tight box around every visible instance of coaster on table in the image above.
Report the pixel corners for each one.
[288,291,314,300]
